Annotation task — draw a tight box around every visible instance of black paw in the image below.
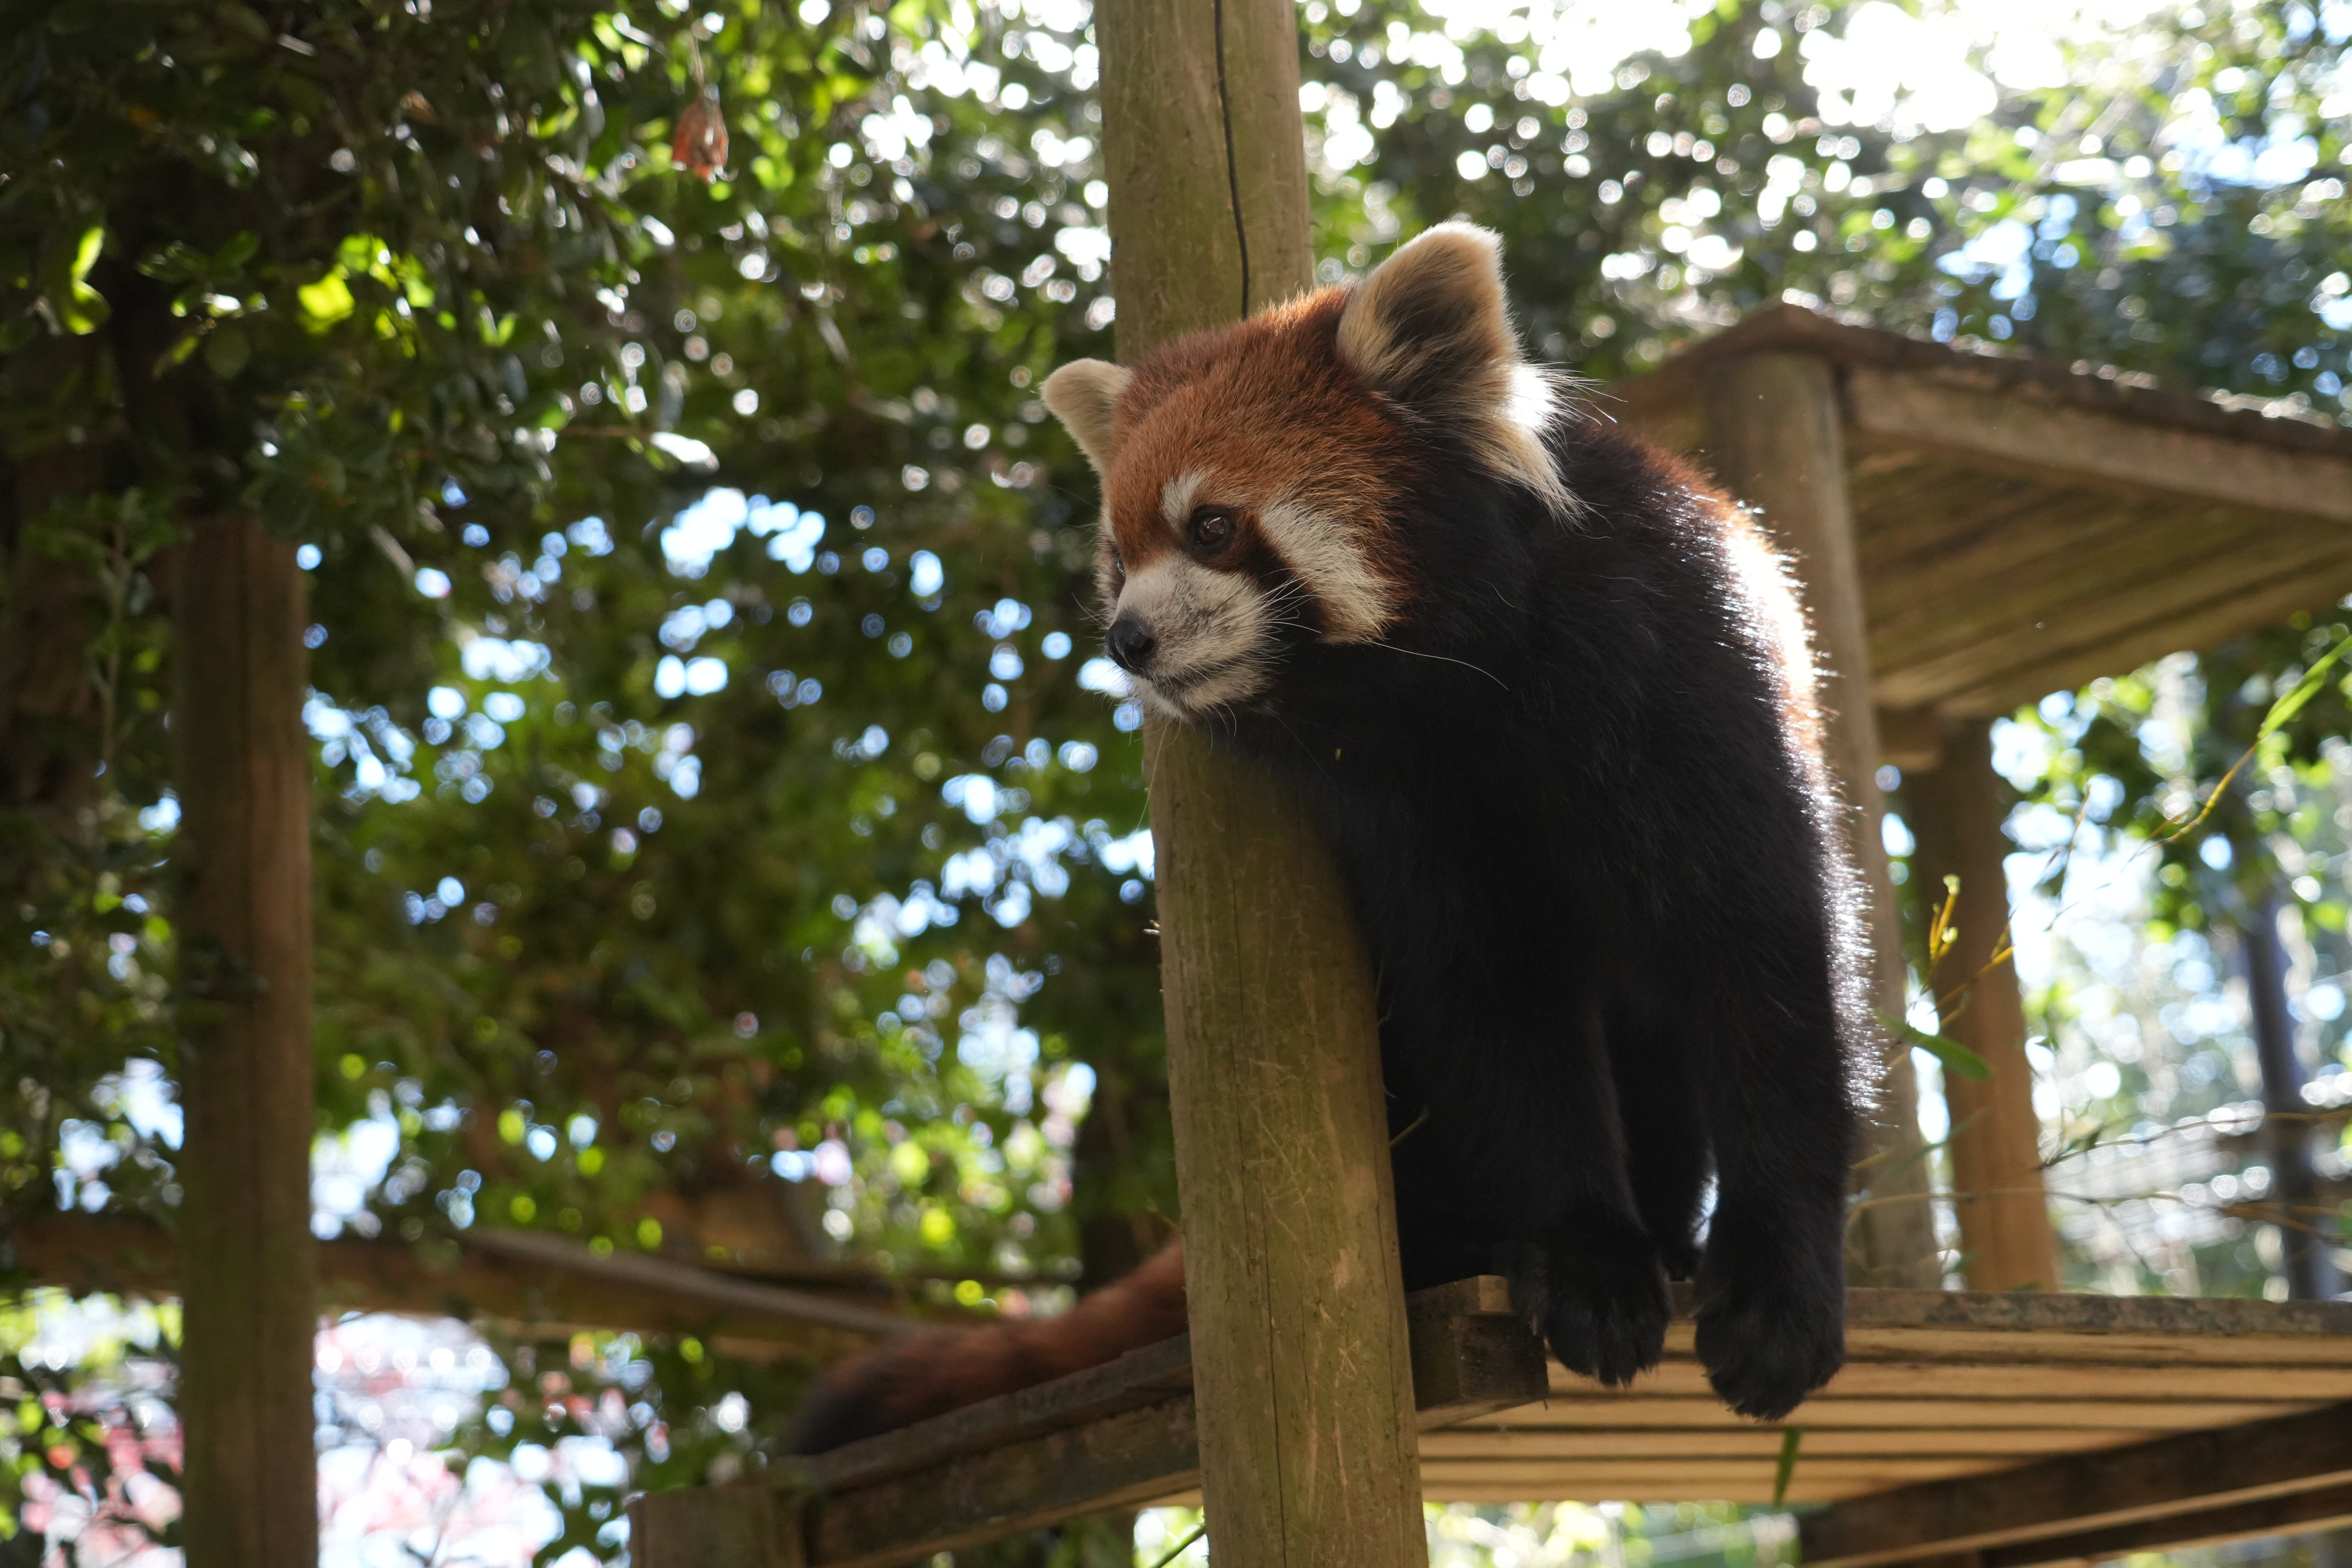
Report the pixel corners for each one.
[1693,1265,1845,1421]
[1503,1222,1671,1388]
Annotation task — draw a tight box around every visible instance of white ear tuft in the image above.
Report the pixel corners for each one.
[1337,224,1576,518]
[1040,359,1133,475]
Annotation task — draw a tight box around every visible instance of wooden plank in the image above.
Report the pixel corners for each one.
[1934,560,2352,717]
[1549,1359,2352,1401]
[781,1286,1546,1567]
[1865,511,2336,679]
[1984,1481,2352,1568]
[9,1210,909,1355]
[803,1335,1195,1494]
[1858,490,2157,623]
[1463,1396,2313,1431]
[630,1484,802,1568]
[1799,1400,2352,1568]
[1843,363,2352,525]
[1873,539,2352,711]
[1420,1458,2018,1487]
[808,1396,1201,1568]
[1417,1428,2149,1460]
[1836,1286,2352,1338]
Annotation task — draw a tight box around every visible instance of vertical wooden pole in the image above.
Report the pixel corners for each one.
[1099,2,1425,1564]
[175,516,319,1568]
[1700,355,1942,1289]
[1905,719,2058,1292]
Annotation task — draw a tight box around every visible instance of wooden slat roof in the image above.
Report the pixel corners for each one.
[1609,304,2352,725]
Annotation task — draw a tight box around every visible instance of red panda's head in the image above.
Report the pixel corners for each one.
[1041,223,1570,723]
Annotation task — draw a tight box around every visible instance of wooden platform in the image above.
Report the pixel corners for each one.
[630,1282,2352,1568]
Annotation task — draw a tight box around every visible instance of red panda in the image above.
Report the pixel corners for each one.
[795,224,1866,1451]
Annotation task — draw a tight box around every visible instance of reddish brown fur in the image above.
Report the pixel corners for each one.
[1095,290,1415,613]
[792,1242,1190,1452]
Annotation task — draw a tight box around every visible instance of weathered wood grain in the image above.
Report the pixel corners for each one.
[1931,559,2352,717]
[1903,721,2058,1295]
[1799,1399,2352,1568]
[629,1483,803,1568]
[175,519,318,1568]
[1844,363,2352,524]
[1983,1481,2352,1568]
[810,1397,1202,1568]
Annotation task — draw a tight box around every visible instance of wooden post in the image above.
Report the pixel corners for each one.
[1098,1,1426,1563]
[1904,719,2058,1292]
[175,517,319,1568]
[1700,355,1942,1288]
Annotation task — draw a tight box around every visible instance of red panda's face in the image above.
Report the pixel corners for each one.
[1041,223,1571,724]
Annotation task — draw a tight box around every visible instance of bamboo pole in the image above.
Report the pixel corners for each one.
[1097,2,1425,1562]
[1700,355,1943,1288]
[1904,719,2058,1292]
[174,517,319,1568]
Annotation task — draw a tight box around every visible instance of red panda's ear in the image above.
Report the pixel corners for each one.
[1040,359,1132,476]
[1337,224,1575,517]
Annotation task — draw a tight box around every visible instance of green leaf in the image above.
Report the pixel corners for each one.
[2256,634,2352,738]
[54,225,110,334]
[1876,1012,1992,1080]
[204,323,250,380]
[1772,1427,1803,1507]
[297,270,355,327]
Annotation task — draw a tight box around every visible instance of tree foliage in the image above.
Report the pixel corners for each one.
[3,0,2349,1556]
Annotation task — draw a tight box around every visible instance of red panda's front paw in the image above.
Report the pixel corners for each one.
[1503,1221,1670,1388]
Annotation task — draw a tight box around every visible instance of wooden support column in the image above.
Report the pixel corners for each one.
[1098,1,1425,1564]
[1700,356,1942,1288]
[1905,720,2058,1293]
[175,517,319,1568]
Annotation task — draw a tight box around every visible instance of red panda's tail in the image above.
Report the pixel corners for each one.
[793,1241,1190,1453]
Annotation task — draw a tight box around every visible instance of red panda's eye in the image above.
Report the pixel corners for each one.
[1189,507,1236,552]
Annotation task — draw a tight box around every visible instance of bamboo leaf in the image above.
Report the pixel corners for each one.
[2258,634,2352,739]
[1772,1427,1803,1507]
[1877,1012,1992,1080]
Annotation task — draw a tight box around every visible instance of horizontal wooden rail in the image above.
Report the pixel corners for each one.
[1800,1399,2352,1568]
[9,1211,911,1353]
[1982,1481,2352,1568]
[629,1277,1544,1568]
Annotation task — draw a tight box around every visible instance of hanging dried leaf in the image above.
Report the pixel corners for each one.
[672,89,728,182]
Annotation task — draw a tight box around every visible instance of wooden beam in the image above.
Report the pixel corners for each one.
[174,517,317,1568]
[1699,354,1941,1288]
[1799,1400,2352,1568]
[1878,708,1945,772]
[9,1211,911,1354]
[1982,1480,2352,1568]
[1901,722,2058,1293]
[628,1281,1543,1568]
[1099,0,1423,1562]
[1842,363,2352,525]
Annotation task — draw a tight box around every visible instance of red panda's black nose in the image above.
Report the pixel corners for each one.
[1105,614,1157,675]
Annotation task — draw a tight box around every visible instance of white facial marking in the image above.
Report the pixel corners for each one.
[1160,470,1206,528]
[1257,498,1395,643]
[1116,556,1279,717]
